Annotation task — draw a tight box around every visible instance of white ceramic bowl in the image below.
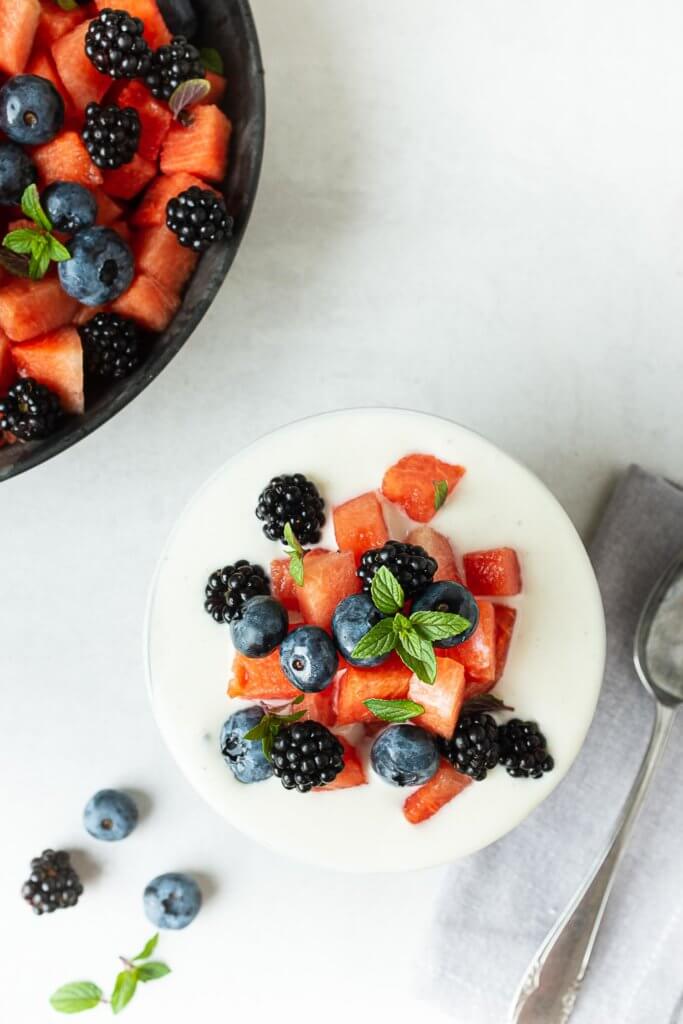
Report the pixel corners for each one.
[146,409,605,871]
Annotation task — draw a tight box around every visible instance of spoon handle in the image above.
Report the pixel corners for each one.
[509,701,676,1024]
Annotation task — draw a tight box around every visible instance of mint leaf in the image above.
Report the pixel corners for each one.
[392,611,413,637]
[433,479,448,511]
[200,48,224,74]
[22,183,52,232]
[351,617,396,661]
[3,228,37,255]
[410,610,471,642]
[49,982,102,1014]
[396,635,437,684]
[29,237,51,281]
[48,235,71,262]
[137,962,171,982]
[463,694,514,714]
[132,935,159,962]
[246,703,309,762]
[243,718,270,742]
[291,694,305,705]
[283,522,305,586]
[364,698,425,723]
[371,566,405,615]
[169,78,211,119]
[0,246,30,277]
[111,971,137,1015]
[56,0,80,10]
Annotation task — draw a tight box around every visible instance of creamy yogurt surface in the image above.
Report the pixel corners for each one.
[146,409,606,871]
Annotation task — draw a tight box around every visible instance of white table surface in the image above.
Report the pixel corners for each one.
[3,2,683,1021]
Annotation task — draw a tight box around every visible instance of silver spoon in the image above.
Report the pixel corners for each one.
[509,553,683,1024]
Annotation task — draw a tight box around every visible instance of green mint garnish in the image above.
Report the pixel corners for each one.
[433,479,449,510]
[56,0,80,10]
[111,972,137,1015]
[283,522,305,586]
[136,963,171,982]
[370,565,405,614]
[49,982,104,1014]
[395,629,437,684]
[3,185,71,281]
[169,78,211,120]
[410,610,471,643]
[199,48,224,75]
[463,694,514,715]
[364,698,425,723]
[348,617,396,661]
[131,935,159,962]
[244,698,307,761]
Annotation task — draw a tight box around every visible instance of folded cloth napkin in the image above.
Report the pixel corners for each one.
[424,465,683,1024]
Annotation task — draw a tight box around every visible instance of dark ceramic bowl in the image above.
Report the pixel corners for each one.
[0,0,265,482]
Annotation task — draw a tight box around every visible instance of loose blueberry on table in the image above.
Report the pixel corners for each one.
[207,450,554,822]
[0,0,233,451]
[83,787,139,841]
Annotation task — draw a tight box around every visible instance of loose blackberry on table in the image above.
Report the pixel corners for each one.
[358,540,437,598]
[498,719,554,779]
[144,36,204,101]
[166,187,233,253]
[21,849,83,915]
[80,313,142,380]
[204,560,270,624]
[85,9,152,80]
[255,473,326,545]
[440,712,501,781]
[0,378,63,441]
[82,102,140,170]
[271,721,345,792]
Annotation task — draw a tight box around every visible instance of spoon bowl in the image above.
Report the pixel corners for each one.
[634,553,683,707]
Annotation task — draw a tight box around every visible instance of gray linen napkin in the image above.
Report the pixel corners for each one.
[425,465,683,1024]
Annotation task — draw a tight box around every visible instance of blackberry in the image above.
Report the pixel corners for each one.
[80,313,142,380]
[85,9,152,79]
[498,719,554,779]
[204,560,269,624]
[82,102,140,169]
[0,378,63,441]
[440,712,500,781]
[256,473,325,545]
[144,35,204,101]
[358,541,437,598]
[166,187,233,253]
[21,849,83,915]
[271,721,345,792]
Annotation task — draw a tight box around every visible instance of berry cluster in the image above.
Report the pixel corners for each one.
[21,850,83,915]
[256,473,326,545]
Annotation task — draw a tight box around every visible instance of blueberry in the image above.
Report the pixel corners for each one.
[157,0,198,37]
[83,789,138,841]
[220,707,273,783]
[230,595,288,658]
[0,142,36,205]
[332,593,389,667]
[43,182,97,234]
[279,626,338,692]
[411,581,480,647]
[143,872,201,930]
[370,724,440,787]
[58,227,134,305]
[0,75,64,146]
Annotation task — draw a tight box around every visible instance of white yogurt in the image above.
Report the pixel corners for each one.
[146,409,606,872]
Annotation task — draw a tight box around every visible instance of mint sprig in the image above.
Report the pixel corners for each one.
[199,48,224,75]
[49,935,170,1016]
[169,78,211,120]
[364,698,425,723]
[433,479,449,510]
[244,697,307,761]
[3,185,71,280]
[371,565,404,614]
[283,522,305,586]
[463,694,514,715]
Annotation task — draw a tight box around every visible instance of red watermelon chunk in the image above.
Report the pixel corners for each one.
[228,649,297,701]
[493,604,517,683]
[333,491,389,564]
[26,49,77,121]
[52,22,110,113]
[133,225,198,294]
[408,658,465,739]
[406,525,464,584]
[403,759,471,824]
[112,274,180,332]
[36,1,86,48]
[0,278,78,342]
[202,70,227,106]
[33,131,104,188]
[448,599,497,686]
[73,305,104,326]
[160,105,232,182]
[464,547,522,597]
[116,81,172,161]
[0,0,41,76]
[297,550,361,631]
[94,190,123,226]
[102,153,157,200]
[335,656,412,726]
[0,331,16,393]
[382,453,466,522]
[95,0,171,48]
[298,686,337,729]
[270,549,329,612]
[12,327,83,413]
[132,172,214,227]
[315,737,366,791]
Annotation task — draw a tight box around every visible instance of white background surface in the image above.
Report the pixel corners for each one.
[2,2,682,1021]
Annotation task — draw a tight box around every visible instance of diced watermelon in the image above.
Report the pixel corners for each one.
[382,453,466,523]
[132,172,214,227]
[333,491,389,564]
[315,737,366,791]
[12,327,83,413]
[0,330,15,393]
[95,0,171,48]
[298,550,361,631]
[0,278,78,343]
[335,655,412,725]
[110,220,132,245]
[111,274,180,332]
[403,759,471,824]
[493,604,517,683]
[52,22,110,113]
[270,549,329,612]
[26,49,77,121]
[298,685,337,728]
[449,599,497,685]
[73,304,104,326]
[35,1,86,49]
[408,658,465,739]
[464,548,522,597]
[228,649,298,700]
[102,153,157,200]
[32,131,104,189]
[133,225,198,294]
[0,0,40,76]
[116,81,172,161]
[94,190,123,226]
[160,105,232,182]
[406,525,464,584]
[201,70,227,106]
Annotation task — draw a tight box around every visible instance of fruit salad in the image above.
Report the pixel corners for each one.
[211,452,554,826]
[0,0,232,447]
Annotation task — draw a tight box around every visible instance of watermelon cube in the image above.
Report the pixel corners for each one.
[333,491,389,564]
[0,331,16,393]
[270,549,329,612]
[382,453,466,523]
[0,0,40,76]
[314,737,366,791]
[110,220,132,245]
[298,685,337,728]
[408,658,465,739]
[112,274,180,332]
[449,599,497,686]
[36,1,86,49]
[297,550,361,631]
[464,547,522,597]
[32,131,104,189]
[202,70,227,107]
[73,305,104,326]
[228,649,298,701]
[0,278,78,343]
[12,327,83,413]
[403,759,471,824]
[335,656,412,725]
[102,153,157,200]
[160,105,232,183]
[493,604,517,683]
[406,525,463,584]
[52,22,110,112]
[132,172,214,227]
[26,49,77,121]
[115,81,172,161]
[133,225,198,294]
[95,0,171,48]
[94,190,124,226]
